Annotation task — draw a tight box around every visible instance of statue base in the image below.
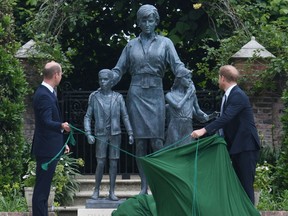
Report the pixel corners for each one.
[85,198,126,209]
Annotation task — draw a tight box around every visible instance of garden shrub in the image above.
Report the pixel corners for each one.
[0,0,29,195]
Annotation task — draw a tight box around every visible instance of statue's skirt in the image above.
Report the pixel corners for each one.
[126,85,165,139]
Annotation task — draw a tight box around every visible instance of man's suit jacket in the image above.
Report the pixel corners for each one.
[205,85,260,154]
[84,90,133,136]
[32,85,64,158]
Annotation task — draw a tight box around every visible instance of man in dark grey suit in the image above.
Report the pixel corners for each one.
[84,69,134,201]
[191,65,260,204]
[32,61,70,216]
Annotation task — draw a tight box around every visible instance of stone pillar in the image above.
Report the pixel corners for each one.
[230,36,282,150]
[15,40,42,143]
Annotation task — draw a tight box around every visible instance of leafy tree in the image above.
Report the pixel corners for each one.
[195,0,288,93]
[15,0,218,90]
[0,0,29,195]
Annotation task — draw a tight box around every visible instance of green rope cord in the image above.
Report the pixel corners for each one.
[192,138,199,215]
[41,127,76,171]
[41,124,200,214]
[69,124,137,158]
[41,123,199,200]
[41,124,197,170]
[147,134,191,157]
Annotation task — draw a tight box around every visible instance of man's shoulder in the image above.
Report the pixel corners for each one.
[33,85,50,99]
[231,85,247,96]
[35,84,47,93]
[230,86,250,104]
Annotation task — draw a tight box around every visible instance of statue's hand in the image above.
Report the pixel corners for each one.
[187,83,195,98]
[87,135,95,144]
[128,135,134,145]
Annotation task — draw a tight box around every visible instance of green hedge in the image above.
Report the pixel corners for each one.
[0,0,29,195]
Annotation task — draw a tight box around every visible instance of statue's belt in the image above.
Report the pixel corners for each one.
[131,74,162,88]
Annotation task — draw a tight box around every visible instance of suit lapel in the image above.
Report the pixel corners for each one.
[45,86,61,117]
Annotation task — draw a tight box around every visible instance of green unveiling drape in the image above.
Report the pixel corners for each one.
[112,135,261,216]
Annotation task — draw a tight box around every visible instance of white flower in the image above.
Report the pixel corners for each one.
[22,174,30,179]
[193,3,202,9]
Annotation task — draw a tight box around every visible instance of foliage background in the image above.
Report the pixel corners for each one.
[0,0,287,210]
[0,0,29,197]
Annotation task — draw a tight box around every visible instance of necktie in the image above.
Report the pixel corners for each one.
[220,94,227,116]
[219,94,227,136]
[53,89,57,97]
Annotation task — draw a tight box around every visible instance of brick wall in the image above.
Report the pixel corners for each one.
[251,95,284,150]
[233,58,284,151]
[21,59,41,144]
[23,95,34,143]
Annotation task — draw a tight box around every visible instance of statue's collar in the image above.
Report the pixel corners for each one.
[138,32,158,41]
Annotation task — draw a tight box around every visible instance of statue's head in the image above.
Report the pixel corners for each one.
[137,4,160,26]
[98,69,114,90]
[171,68,193,90]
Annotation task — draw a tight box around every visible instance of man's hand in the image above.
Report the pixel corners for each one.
[87,135,95,144]
[191,128,207,139]
[61,122,70,132]
[64,145,70,154]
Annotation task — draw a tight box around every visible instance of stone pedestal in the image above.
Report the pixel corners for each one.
[78,209,115,216]
[85,198,126,209]
[24,187,55,212]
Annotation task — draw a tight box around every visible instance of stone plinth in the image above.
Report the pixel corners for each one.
[78,209,115,216]
[85,198,126,209]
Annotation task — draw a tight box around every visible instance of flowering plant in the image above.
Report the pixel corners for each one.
[254,161,274,192]
[22,152,84,205]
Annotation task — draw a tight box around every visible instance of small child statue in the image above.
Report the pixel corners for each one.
[84,69,134,201]
[165,68,218,146]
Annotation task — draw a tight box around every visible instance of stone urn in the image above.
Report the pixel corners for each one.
[24,187,56,212]
[254,190,261,207]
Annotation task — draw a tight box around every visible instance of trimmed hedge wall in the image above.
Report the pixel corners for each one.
[0,0,29,193]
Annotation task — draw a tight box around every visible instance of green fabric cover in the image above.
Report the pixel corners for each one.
[112,135,261,216]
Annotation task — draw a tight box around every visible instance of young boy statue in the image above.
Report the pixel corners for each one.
[84,69,134,201]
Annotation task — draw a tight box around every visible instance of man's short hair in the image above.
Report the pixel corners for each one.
[219,65,240,83]
[43,61,61,79]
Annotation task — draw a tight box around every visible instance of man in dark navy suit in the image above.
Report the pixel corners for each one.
[32,61,70,216]
[191,65,260,204]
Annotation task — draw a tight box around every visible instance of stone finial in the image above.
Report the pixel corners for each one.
[231,36,275,58]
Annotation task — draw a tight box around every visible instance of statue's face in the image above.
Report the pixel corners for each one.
[138,14,157,34]
[99,73,113,90]
[181,74,192,88]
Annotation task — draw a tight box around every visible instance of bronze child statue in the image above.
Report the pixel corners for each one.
[165,68,218,146]
[84,69,134,201]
